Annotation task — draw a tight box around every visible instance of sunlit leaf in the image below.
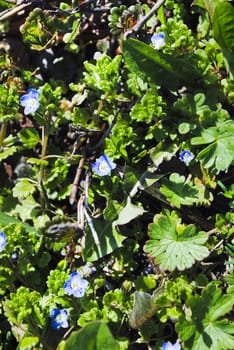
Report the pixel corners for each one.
[191,120,234,173]
[64,321,119,350]
[150,143,179,169]
[160,173,199,208]
[18,128,40,148]
[19,336,39,349]
[0,212,37,233]
[83,218,126,262]
[144,213,209,271]
[113,198,145,227]
[176,282,234,350]
[122,38,200,89]
[0,146,17,161]
[12,179,36,199]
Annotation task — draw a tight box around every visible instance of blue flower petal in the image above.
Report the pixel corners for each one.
[151,33,165,49]
[179,150,194,164]
[162,341,181,350]
[91,154,116,176]
[20,88,39,115]
[0,232,7,252]
[64,271,88,298]
[51,308,69,330]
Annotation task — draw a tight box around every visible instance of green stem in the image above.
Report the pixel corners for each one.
[0,122,7,148]
[38,117,51,210]
[38,123,50,184]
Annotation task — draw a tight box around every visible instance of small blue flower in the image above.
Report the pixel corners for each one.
[50,308,69,330]
[91,154,116,176]
[0,232,7,252]
[179,150,194,164]
[151,33,165,49]
[64,271,88,298]
[20,88,39,115]
[162,341,181,350]
[230,201,234,211]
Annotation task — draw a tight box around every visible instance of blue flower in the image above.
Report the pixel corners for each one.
[20,88,39,115]
[151,33,165,49]
[91,154,116,176]
[64,271,88,298]
[50,308,69,330]
[179,150,194,164]
[0,232,7,252]
[162,341,181,350]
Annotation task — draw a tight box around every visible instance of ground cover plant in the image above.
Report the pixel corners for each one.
[0,0,234,349]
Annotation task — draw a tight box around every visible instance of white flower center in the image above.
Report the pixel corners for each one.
[71,277,80,290]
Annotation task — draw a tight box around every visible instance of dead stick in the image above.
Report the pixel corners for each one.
[124,0,166,38]
[69,157,85,205]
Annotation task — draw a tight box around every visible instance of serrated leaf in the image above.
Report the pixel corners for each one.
[160,173,198,208]
[12,179,36,199]
[129,291,156,329]
[18,128,40,148]
[0,146,17,161]
[122,38,200,89]
[20,8,61,50]
[150,143,179,168]
[191,120,234,173]
[64,321,119,350]
[144,214,209,271]
[176,282,234,350]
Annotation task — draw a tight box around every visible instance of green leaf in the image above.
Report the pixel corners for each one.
[191,120,234,173]
[64,321,119,350]
[14,196,40,222]
[160,173,199,208]
[213,2,234,78]
[113,198,145,226]
[176,282,234,350]
[0,212,37,233]
[20,8,65,50]
[18,128,40,148]
[128,291,156,329]
[144,213,209,271]
[122,38,200,89]
[150,143,179,168]
[83,219,126,262]
[84,185,145,261]
[19,336,39,350]
[0,146,17,161]
[12,179,36,199]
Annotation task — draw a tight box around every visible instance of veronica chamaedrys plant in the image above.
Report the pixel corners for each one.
[0,232,7,252]
[50,308,69,330]
[91,154,116,176]
[179,150,194,164]
[20,88,39,115]
[162,341,181,350]
[151,33,165,49]
[64,272,88,298]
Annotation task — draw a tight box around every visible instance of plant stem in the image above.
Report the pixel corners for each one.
[0,122,7,148]
[38,121,50,184]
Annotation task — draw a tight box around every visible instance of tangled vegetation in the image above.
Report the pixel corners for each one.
[0,0,234,349]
